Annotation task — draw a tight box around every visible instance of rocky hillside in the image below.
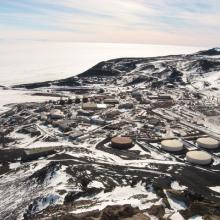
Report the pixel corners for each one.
[14,48,220,92]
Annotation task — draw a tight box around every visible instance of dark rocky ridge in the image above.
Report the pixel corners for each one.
[197,48,220,56]
[12,48,220,90]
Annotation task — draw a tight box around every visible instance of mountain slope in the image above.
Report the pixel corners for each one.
[13,48,220,92]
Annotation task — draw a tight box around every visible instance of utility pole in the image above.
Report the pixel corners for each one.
[0,129,5,148]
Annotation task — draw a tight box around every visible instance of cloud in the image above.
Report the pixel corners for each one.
[0,0,220,46]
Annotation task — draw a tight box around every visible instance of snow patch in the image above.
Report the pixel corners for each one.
[171,181,187,191]
[209,186,220,194]
[165,190,187,211]
[72,182,158,214]
[0,89,58,109]
[9,162,21,170]
[170,212,185,220]
[188,215,204,220]
[87,181,105,189]
[32,194,60,213]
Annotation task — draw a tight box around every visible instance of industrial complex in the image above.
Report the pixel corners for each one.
[0,49,220,219]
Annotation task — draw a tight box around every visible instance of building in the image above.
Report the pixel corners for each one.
[104,99,119,105]
[82,103,107,110]
[152,101,174,108]
[50,109,65,119]
[158,94,172,100]
[82,103,98,110]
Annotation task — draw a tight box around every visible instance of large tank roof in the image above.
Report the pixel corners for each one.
[161,139,183,152]
[186,151,212,165]
[111,136,133,149]
[197,137,219,149]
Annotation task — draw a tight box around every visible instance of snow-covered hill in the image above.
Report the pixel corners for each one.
[15,47,220,97]
[0,42,205,86]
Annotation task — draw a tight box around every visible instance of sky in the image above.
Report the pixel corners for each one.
[0,0,220,47]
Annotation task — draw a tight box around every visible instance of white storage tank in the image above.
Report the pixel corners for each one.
[161,139,183,152]
[196,137,219,149]
[186,151,212,165]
